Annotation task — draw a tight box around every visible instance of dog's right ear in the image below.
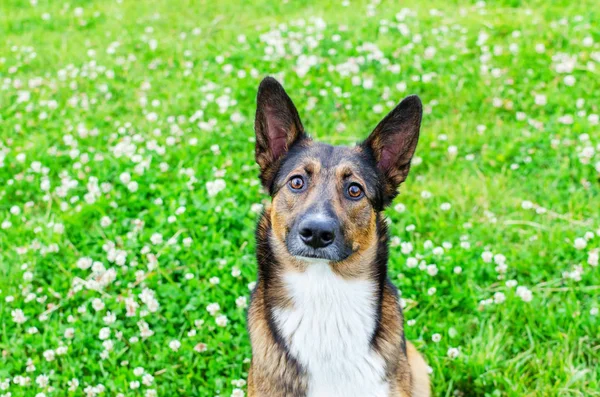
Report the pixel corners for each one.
[254,77,307,191]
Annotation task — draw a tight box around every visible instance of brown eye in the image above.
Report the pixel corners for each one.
[347,184,363,199]
[289,176,305,190]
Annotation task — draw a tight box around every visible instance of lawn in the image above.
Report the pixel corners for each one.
[0,0,599,396]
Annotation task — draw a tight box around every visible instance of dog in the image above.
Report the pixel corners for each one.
[247,77,430,397]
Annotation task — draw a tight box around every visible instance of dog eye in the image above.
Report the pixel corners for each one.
[347,183,363,199]
[289,176,305,190]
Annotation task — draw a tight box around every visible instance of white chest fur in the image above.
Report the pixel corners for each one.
[273,262,389,397]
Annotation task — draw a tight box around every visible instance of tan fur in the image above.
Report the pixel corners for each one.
[406,342,431,397]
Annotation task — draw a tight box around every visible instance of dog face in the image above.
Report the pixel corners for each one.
[254,77,421,266]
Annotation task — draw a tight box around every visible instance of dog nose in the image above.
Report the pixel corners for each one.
[298,217,336,249]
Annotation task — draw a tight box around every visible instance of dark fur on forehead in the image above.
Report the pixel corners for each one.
[271,142,387,210]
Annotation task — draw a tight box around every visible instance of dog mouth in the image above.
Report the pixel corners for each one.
[285,239,352,262]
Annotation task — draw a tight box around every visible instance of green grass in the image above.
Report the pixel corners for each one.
[0,0,599,396]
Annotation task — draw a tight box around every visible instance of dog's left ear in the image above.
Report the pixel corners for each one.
[362,95,422,204]
[254,77,307,190]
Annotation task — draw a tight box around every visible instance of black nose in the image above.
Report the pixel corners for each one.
[298,217,336,249]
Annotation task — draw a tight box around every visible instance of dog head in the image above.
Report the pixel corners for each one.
[254,77,421,269]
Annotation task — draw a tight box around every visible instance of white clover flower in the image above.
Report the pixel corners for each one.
[426,264,439,276]
[231,389,245,397]
[150,233,163,245]
[168,340,181,351]
[432,333,442,343]
[236,296,248,309]
[130,381,140,390]
[43,349,55,362]
[133,367,145,376]
[206,179,226,197]
[406,257,418,268]
[206,303,220,316]
[481,251,493,263]
[588,251,599,267]
[493,292,506,304]
[194,343,208,353]
[516,286,533,302]
[36,374,49,387]
[68,378,79,391]
[216,315,228,327]
[99,327,110,340]
[100,216,112,227]
[563,75,576,86]
[400,242,413,255]
[447,347,460,359]
[574,238,587,250]
[12,309,27,324]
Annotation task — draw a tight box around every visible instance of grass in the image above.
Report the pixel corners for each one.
[0,0,599,396]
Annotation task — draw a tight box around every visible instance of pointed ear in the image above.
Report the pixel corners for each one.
[362,95,422,204]
[254,77,307,190]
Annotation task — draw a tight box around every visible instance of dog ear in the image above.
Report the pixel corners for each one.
[362,95,422,204]
[254,77,307,190]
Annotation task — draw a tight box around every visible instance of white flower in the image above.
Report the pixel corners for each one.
[169,340,181,351]
[250,203,264,214]
[127,181,139,192]
[427,264,438,276]
[493,292,506,304]
[406,257,418,268]
[150,233,163,245]
[563,75,576,86]
[77,257,93,270]
[43,350,55,362]
[206,179,226,197]
[36,374,49,387]
[100,216,112,227]
[99,327,111,340]
[64,328,75,338]
[12,309,27,324]
[236,296,248,309]
[516,286,533,302]
[447,347,460,359]
[440,202,451,211]
[574,238,587,250]
[68,378,79,391]
[231,389,245,397]
[481,251,493,263]
[133,367,145,376]
[142,374,154,386]
[215,315,228,327]
[521,200,534,209]
[394,203,406,213]
[534,94,547,106]
[92,298,105,311]
[432,333,441,343]
[130,381,140,389]
[591,307,599,316]
[588,251,599,267]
